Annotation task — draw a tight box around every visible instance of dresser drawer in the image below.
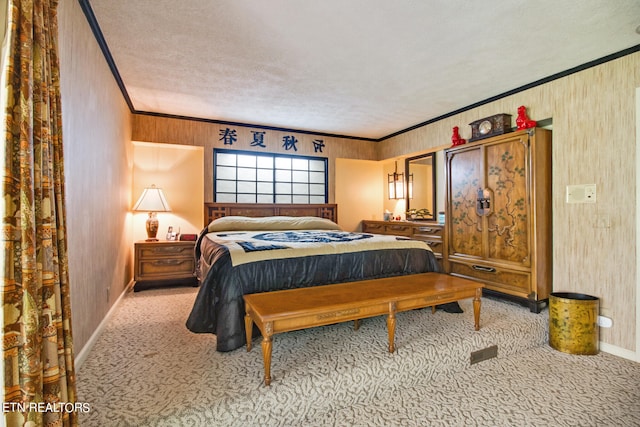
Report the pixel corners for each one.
[423,239,443,257]
[362,221,386,233]
[383,223,412,236]
[138,243,194,259]
[412,224,443,239]
[138,257,195,279]
[362,221,412,236]
[448,260,531,298]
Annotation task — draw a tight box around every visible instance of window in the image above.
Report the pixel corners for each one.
[214,149,328,204]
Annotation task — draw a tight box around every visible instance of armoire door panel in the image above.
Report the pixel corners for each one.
[485,136,531,266]
[447,147,484,258]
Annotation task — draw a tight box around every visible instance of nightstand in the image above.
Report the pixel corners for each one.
[133,240,197,291]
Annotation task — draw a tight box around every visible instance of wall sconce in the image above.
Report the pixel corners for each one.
[388,161,405,200]
[133,184,171,241]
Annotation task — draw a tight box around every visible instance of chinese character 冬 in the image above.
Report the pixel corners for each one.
[312,139,325,153]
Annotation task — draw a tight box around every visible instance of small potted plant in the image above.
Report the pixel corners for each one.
[406,208,431,220]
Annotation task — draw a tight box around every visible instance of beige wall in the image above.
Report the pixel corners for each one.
[335,159,384,231]
[58,1,133,357]
[132,142,204,240]
[379,53,640,356]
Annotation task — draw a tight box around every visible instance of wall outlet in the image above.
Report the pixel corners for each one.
[566,184,597,204]
[597,315,613,328]
[584,184,597,203]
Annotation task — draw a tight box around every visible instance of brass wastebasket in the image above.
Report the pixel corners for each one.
[549,292,599,355]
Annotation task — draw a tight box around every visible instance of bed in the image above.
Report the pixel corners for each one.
[186,203,449,352]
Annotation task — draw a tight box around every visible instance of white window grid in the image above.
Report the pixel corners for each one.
[214,149,328,204]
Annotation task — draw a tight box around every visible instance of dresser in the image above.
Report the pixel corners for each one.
[444,127,552,312]
[134,240,197,291]
[361,220,445,269]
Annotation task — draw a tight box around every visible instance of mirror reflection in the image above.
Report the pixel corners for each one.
[405,152,436,221]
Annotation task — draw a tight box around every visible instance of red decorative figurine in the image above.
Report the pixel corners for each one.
[451,126,466,146]
[516,105,537,130]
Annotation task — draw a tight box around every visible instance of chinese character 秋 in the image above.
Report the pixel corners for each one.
[282,135,298,151]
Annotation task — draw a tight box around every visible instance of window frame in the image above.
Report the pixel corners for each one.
[213,148,329,204]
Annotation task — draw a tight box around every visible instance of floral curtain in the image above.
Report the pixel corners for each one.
[2,0,78,426]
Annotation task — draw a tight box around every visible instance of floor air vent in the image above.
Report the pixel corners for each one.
[470,345,498,365]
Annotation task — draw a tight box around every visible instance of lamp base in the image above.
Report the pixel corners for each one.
[146,212,159,241]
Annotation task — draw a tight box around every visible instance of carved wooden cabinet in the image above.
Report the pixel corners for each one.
[134,240,197,291]
[444,128,552,312]
[361,220,445,269]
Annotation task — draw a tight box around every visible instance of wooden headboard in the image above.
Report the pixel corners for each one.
[204,203,338,228]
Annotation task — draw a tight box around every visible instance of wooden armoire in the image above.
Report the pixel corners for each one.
[444,127,552,313]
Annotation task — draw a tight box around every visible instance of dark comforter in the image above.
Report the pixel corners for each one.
[186,230,444,352]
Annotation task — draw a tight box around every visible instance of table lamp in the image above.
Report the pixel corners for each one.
[133,185,171,241]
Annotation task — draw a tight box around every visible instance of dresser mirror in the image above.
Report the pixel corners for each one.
[405,152,436,221]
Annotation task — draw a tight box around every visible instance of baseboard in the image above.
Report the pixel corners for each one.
[600,341,639,362]
[74,280,134,370]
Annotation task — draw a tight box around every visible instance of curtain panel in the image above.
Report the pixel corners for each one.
[2,0,78,426]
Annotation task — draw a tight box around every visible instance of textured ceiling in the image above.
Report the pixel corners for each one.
[87,0,640,139]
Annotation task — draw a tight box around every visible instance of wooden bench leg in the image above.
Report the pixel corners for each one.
[262,322,273,386]
[387,302,396,353]
[354,319,360,330]
[473,287,482,331]
[244,311,253,352]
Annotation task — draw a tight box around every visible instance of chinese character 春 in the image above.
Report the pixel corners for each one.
[219,128,237,145]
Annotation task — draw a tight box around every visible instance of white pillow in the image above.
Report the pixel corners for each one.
[207,216,342,232]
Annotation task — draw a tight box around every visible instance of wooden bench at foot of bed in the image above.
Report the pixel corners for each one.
[243,272,483,386]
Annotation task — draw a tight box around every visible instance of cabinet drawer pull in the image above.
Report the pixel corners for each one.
[155,247,185,254]
[153,259,185,266]
[418,227,435,232]
[472,265,497,273]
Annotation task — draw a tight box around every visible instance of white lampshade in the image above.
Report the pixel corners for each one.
[133,185,171,212]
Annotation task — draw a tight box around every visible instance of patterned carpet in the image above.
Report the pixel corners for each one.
[77,286,640,426]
